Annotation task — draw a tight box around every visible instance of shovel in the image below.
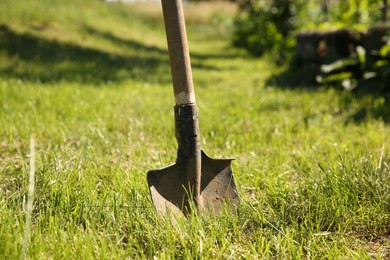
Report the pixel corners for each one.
[147,0,239,216]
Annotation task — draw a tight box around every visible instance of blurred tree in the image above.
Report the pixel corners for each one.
[232,0,304,63]
[322,0,330,21]
[233,0,387,63]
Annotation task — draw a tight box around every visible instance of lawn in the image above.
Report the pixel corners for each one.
[1,0,390,258]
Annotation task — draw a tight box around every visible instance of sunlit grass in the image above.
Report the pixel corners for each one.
[1,0,390,258]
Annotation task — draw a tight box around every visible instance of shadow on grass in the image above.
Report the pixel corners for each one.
[265,63,320,90]
[82,25,167,57]
[82,25,235,67]
[266,66,390,124]
[344,92,390,124]
[0,25,172,84]
[0,25,222,85]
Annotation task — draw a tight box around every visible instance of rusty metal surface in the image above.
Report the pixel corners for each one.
[199,151,239,213]
[148,104,202,215]
[147,150,239,215]
[147,104,239,215]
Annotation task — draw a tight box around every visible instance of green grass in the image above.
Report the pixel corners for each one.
[1,0,390,258]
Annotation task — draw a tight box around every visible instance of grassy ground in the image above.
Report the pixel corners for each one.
[1,0,390,258]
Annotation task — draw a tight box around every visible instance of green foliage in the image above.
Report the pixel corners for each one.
[317,40,390,91]
[300,0,385,29]
[233,0,386,63]
[232,0,302,63]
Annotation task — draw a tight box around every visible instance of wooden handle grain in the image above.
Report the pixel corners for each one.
[161,0,195,105]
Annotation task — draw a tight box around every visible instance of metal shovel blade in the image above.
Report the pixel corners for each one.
[147,150,239,215]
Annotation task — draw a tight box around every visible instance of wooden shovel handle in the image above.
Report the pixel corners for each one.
[161,0,195,105]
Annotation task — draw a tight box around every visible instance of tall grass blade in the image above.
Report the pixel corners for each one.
[22,135,35,260]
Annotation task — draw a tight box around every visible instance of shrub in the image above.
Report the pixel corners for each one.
[317,38,390,92]
[232,0,302,64]
[232,0,387,64]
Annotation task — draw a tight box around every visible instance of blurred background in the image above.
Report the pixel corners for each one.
[0,0,389,91]
[232,0,390,90]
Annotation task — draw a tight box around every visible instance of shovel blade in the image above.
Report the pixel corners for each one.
[147,150,239,215]
[200,150,240,213]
